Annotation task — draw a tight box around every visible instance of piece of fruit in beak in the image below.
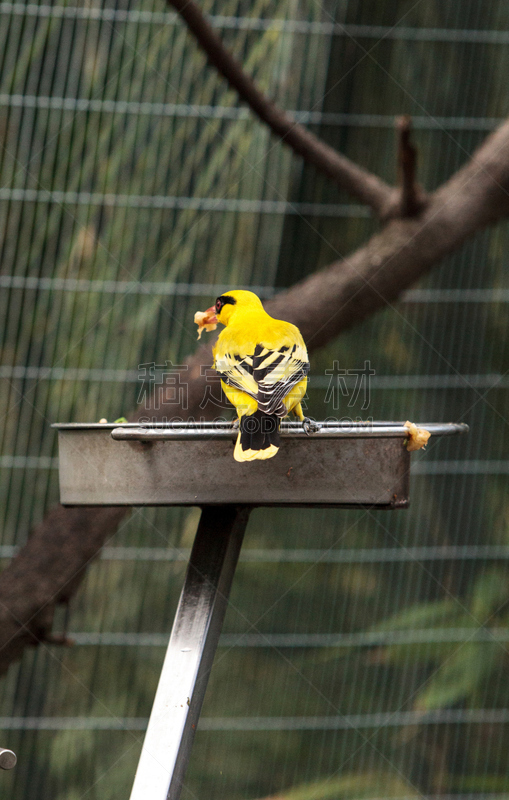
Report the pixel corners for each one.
[194,307,218,339]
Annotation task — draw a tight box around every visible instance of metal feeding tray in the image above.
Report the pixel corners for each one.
[52,419,467,800]
[53,421,467,508]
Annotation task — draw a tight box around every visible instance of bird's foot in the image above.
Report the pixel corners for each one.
[302,417,320,435]
[231,418,240,431]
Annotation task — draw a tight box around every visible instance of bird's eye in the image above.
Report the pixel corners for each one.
[215,299,222,313]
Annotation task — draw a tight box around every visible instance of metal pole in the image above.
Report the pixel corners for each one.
[0,748,17,770]
[129,505,251,800]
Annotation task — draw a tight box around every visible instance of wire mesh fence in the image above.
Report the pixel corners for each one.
[1,0,509,798]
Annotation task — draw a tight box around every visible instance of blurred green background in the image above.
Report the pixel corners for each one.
[2,0,509,797]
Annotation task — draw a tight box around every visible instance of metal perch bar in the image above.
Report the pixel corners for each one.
[0,748,17,770]
[110,421,467,440]
[55,420,469,438]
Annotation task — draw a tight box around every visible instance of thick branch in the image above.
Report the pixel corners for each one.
[0,506,126,673]
[167,0,394,217]
[1,120,509,675]
[267,119,509,345]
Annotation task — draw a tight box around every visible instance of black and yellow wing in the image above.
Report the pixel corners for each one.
[215,341,309,417]
[253,342,309,416]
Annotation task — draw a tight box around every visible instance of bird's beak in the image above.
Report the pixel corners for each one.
[203,305,218,324]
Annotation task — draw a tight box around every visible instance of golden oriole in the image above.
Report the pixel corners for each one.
[197,290,310,462]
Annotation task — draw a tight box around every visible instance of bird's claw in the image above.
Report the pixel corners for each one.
[231,418,240,431]
[302,417,320,435]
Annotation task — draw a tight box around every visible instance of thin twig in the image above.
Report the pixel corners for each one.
[396,115,428,217]
[167,0,394,217]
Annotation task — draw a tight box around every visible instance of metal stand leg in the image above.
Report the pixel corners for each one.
[129,505,251,800]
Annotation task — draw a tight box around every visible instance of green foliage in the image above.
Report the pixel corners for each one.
[415,641,499,711]
[372,599,458,632]
[471,568,509,621]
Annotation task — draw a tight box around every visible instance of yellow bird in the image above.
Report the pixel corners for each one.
[200,290,310,462]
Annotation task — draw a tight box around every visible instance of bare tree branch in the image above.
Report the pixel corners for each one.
[0,506,126,674]
[167,0,394,217]
[1,118,509,674]
[267,119,509,346]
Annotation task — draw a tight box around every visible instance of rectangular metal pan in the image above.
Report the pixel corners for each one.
[52,422,466,508]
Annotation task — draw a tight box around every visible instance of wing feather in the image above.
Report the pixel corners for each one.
[214,352,259,399]
[254,342,309,416]
[214,336,309,416]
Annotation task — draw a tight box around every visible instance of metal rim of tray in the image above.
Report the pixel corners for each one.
[52,420,469,440]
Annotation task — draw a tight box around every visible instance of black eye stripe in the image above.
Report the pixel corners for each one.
[215,295,237,312]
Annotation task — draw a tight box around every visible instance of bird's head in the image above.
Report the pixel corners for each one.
[203,290,264,327]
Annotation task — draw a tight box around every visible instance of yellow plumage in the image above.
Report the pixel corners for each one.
[210,290,310,462]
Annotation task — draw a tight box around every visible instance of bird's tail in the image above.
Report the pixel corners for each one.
[234,410,280,462]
